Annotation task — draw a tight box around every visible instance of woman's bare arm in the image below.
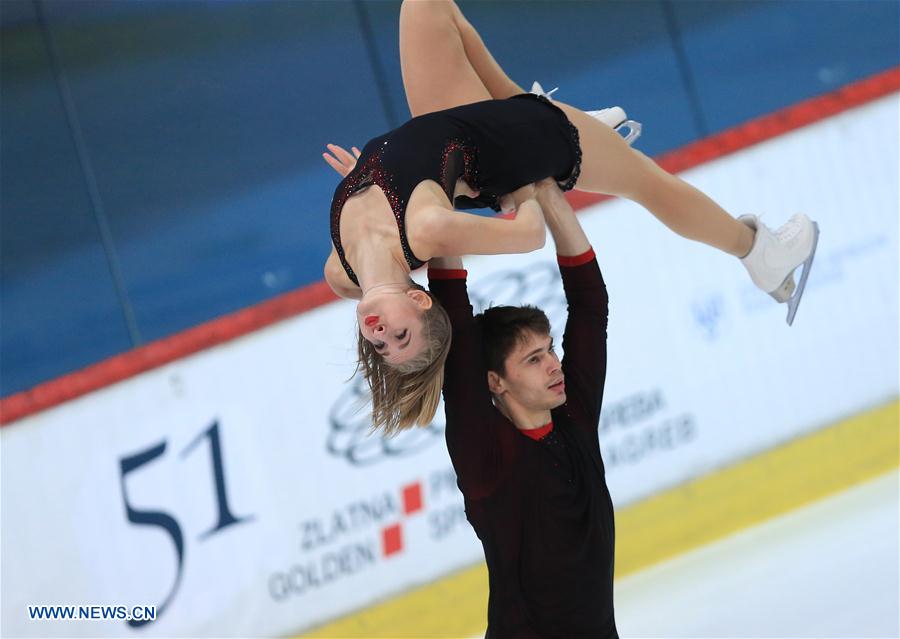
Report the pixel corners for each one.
[419,185,545,258]
[420,203,544,258]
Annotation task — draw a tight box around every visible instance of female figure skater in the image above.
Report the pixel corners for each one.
[324,0,819,435]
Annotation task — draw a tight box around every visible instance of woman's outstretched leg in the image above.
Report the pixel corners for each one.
[553,101,755,258]
[553,99,819,325]
[399,0,522,118]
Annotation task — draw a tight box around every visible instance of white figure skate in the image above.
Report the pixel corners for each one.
[530,81,642,145]
[738,213,820,325]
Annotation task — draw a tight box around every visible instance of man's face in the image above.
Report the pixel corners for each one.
[492,330,566,411]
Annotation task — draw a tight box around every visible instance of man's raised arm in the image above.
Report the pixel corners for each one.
[428,257,503,499]
[536,180,610,439]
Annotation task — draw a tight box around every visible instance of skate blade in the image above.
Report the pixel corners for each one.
[784,221,820,326]
[529,81,558,99]
[769,274,796,304]
[617,119,642,145]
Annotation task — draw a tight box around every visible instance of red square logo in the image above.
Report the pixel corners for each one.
[382,524,403,557]
[402,482,423,515]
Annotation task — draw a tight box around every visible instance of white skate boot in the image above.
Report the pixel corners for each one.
[530,81,642,145]
[738,213,820,325]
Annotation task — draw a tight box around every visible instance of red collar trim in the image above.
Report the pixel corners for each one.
[521,420,554,440]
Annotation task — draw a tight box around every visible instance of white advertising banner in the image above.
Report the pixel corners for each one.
[1,96,897,638]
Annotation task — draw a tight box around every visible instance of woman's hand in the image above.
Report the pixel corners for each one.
[500,182,539,215]
[322,143,361,177]
[453,179,480,200]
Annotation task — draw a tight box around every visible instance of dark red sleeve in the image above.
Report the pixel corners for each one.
[428,270,508,499]
[558,249,609,444]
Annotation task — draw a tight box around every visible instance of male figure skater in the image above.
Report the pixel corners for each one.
[428,179,617,638]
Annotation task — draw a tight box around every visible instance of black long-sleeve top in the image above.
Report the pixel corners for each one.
[428,251,618,639]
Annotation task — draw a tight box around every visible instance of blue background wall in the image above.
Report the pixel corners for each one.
[1,0,898,396]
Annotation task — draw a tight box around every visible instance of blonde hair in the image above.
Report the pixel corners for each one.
[355,283,451,436]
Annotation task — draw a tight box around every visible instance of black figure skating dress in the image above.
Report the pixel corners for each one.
[330,93,583,286]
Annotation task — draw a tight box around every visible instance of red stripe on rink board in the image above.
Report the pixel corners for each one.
[1,66,897,427]
[565,66,900,210]
[0,281,339,425]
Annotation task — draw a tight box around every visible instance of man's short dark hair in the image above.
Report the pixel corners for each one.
[474,305,551,376]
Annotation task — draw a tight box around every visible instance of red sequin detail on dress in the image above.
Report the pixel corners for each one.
[440,137,479,197]
[330,139,427,287]
[331,137,481,288]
